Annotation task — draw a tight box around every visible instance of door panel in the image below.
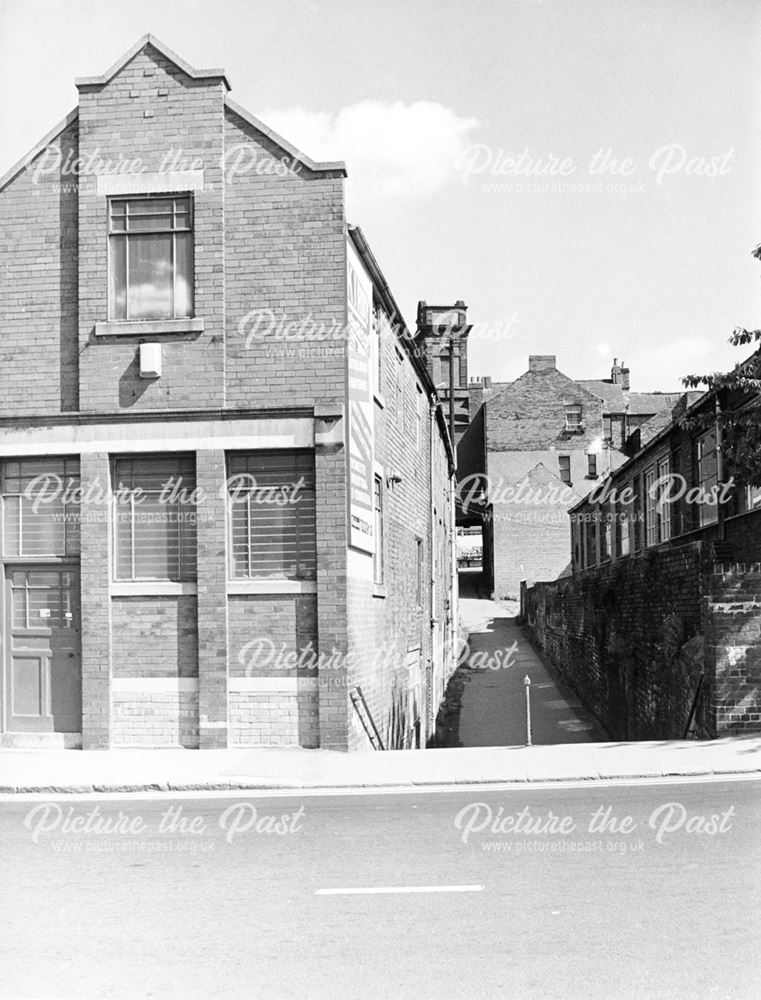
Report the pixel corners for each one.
[5,567,81,733]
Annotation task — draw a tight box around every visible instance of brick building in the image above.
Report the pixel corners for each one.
[0,35,458,751]
[523,371,761,738]
[459,354,684,598]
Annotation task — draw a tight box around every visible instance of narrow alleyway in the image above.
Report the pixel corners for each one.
[431,573,607,747]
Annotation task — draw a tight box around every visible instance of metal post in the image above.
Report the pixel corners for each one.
[523,675,532,746]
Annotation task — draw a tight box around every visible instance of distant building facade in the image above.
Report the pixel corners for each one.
[459,354,685,598]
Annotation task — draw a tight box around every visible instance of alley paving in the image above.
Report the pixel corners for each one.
[434,573,607,748]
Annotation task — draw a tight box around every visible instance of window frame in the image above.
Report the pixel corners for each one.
[108,193,195,322]
[226,449,316,582]
[373,474,384,585]
[696,429,719,527]
[112,454,197,583]
[565,404,583,431]
[558,455,572,486]
[2,458,81,559]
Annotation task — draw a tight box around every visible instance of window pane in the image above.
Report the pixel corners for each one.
[112,456,196,581]
[114,501,133,579]
[227,452,316,580]
[4,496,20,556]
[110,237,127,319]
[175,233,193,318]
[2,460,79,556]
[127,233,173,319]
[132,496,178,579]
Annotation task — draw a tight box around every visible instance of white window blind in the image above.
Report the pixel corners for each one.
[113,455,197,581]
[2,458,80,557]
[228,451,316,580]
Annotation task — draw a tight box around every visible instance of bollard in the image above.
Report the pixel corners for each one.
[523,674,532,746]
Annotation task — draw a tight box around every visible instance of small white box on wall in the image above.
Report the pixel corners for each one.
[139,343,162,379]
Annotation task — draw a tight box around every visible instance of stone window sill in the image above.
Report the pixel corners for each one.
[111,581,198,596]
[228,580,317,595]
[95,318,205,337]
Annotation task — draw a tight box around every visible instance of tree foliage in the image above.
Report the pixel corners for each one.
[681,284,761,489]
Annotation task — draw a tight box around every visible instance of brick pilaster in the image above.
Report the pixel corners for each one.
[196,449,229,747]
[80,451,112,748]
[315,436,349,750]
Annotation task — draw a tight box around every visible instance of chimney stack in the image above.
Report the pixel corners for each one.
[528,355,556,373]
[611,358,631,390]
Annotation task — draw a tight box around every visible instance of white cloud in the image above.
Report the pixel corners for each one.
[596,341,611,357]
[256,100,481,212]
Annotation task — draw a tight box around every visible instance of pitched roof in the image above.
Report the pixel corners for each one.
[577,380,626,410]
[636,391,705,444]
[626,392,684,416]
[74,33,231,90]
[0,36,347,194]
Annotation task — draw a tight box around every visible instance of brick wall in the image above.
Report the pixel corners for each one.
[227,594,319,748]
[344,309,455,751]
[707,564,761,735]
[524,541,761,738]
[223,110,346,409]
[76,45,228,412]
[0,118,79,414]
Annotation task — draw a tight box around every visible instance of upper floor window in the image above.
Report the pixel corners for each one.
[644,466,658,547]
[113,455,196,581]
[558,455,571,486]
[747,484,761,511]
[416,385,425,451]
[656,456,671,542]
[696,429,719,527]
[587,454,598,478]
[228,451,316,581]
[2,458,80,557]
[373,474,384,585]
[109,196,193,321]
[565,404,582,431]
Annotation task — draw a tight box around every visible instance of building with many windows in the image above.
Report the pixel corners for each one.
[458,354,682,598]
[0,35,458,750]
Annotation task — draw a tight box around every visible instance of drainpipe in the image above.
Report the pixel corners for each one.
[429,399,437,741]
[716,394,725,541]
[450,465,458,681]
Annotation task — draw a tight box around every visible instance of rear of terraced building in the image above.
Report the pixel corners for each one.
[0,35,459,751]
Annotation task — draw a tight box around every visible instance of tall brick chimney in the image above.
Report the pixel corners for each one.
[611,358,631,390]
[528,355,556,373]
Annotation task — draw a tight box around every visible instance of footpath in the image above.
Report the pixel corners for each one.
[437,585,606,747]
[0,738,759,795]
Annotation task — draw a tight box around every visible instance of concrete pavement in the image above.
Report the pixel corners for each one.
[438,585,607,747]
[1,736,760,794]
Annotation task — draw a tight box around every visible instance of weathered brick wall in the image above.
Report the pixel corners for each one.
[111,597,198,677]
[525,540,761,738]
[707,564,761,735]
[525,542,709,739]
[486,368,604,452]
[112,689,199,748]
[223,110,346,409]
[227,594,319,748]
[344,328,455,751]
[76,45,228,412]
[0,118,79,414]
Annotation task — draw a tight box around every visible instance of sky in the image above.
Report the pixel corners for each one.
[1,0,760,391]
